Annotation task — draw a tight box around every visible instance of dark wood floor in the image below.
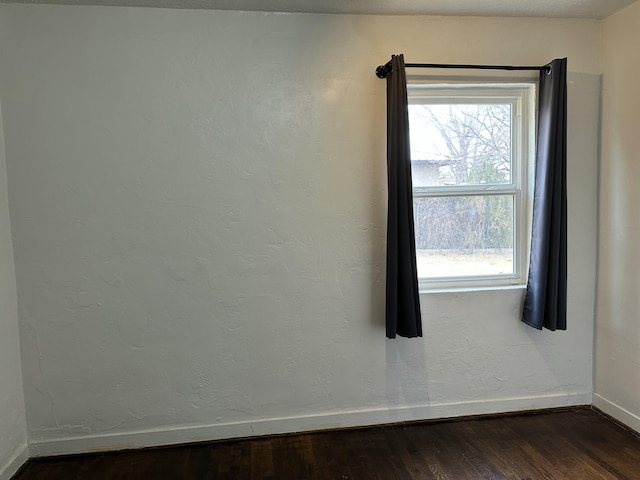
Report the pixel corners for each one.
[13,408,640,479]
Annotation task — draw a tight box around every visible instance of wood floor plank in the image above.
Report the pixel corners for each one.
[13,408,640,480]
[250,439,275,480]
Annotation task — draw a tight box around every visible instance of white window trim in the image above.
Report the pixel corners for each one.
[408,83,536,292]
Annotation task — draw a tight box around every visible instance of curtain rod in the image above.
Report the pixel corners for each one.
[375,61,550,79]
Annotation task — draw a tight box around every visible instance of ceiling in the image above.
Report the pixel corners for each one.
[0,0,636,19]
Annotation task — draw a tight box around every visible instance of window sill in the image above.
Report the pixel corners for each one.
[419,283,527,295]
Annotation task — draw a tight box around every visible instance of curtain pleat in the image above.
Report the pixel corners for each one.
[522,58,568,331]
[385,54,423,339]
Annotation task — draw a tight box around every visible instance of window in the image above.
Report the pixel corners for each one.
[408,84,535,290]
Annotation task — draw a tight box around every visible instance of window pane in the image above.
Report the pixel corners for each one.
[409,103,512,187]
[413,195,514,278]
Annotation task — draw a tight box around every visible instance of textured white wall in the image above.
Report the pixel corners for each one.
[0,5,600,455]
[0,101,28,477]
[595,0,640,432]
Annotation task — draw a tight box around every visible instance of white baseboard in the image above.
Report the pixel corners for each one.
[0,443,29,480]
[593,393,640,434]
[29,392,591,458]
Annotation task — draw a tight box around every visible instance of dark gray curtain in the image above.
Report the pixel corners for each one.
[385,54,422,339]
[522,58,568,331]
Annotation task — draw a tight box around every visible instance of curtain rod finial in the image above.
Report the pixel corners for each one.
[376,62,392,79]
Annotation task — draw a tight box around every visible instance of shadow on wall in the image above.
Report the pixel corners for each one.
[385,338,429,418]
[522,71,599,397]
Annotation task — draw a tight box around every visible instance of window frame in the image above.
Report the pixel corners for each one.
[407,83,536,291]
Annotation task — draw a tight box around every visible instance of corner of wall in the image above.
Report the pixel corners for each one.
[594,0,640,431]
[0,91,30,480]
[0,443,29,480]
